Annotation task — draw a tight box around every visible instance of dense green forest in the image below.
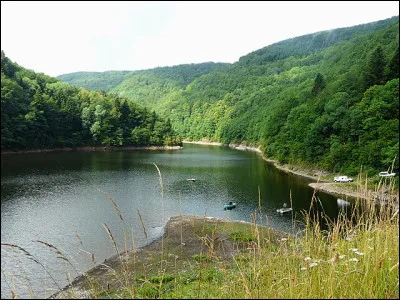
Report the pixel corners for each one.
[57,70,138,93]
[1,51,181,149]
[60,16,399,175]
[57,62,229,94]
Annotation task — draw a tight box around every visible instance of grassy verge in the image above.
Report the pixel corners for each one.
[55,187,398,299]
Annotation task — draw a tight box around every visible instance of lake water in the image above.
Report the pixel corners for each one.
[1,143,344,298]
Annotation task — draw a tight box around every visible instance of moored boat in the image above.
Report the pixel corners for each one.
[337,198,351,207]
[276,203,292,214]
[224,201,236,210]
[276,207,293,214]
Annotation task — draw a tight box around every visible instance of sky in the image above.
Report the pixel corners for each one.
[1,1,399,77]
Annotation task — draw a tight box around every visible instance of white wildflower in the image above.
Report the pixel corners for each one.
[300,267,307,271]
[304,257,312,261]
[349,258,359,262]
[349,248,358,252]
[355,251,364,256]
[310,262,318,268]
[339,255,346,259]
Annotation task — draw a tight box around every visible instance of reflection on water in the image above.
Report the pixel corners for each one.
[1,144,345,298]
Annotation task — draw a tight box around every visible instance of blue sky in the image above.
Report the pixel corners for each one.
[1,1,398,77]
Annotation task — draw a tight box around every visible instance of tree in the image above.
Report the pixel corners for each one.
[387,46,399,81]
[364,46,386,89]
[1,50,17,78]
[312,73,326,96]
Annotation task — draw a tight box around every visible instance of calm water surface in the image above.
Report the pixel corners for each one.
[1,144,345,298]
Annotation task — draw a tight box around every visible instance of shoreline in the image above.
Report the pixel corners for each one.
[1,145,183,155]
[183,140,399,203]
[52,215,288,299]
[183,140,330,182]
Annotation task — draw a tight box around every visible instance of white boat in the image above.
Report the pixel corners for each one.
[276,203,292,214]
[224,202,236,210]
[337,198,351,207]
[276,207,293,214]
[334,175,354,182]
[379,171,396,177]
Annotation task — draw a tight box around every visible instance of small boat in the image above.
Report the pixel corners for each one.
[337,198,351,207]
[187,178,196,182]
[276,203,292,214]
[379,171,396,177]
[276,207,293,214]
[224,201,236,210]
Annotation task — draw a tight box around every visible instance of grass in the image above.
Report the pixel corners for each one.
[1,168,398,299]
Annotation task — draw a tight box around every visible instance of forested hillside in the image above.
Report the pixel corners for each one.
[1,51,181,150]
[58,63,229,95]
[162,17,398,175]
[59,16,399,175]
[57,71,138,93]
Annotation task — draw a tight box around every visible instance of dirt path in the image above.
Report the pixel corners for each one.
[309,182,362,199]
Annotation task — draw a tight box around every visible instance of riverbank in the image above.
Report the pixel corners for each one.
[183,140,399,205]
[51,215,287,299]
[1,145,183,155]
[51,211,399,299]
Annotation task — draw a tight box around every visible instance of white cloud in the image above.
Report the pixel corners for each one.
[1,1,398,76]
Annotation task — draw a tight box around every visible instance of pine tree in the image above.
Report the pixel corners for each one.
[312,73,326,96]
[387,46,399,81]
[364,45,386,89]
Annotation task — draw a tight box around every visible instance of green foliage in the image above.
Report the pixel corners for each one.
[229,231,255,242]
[312,73,326,96]
[364,45,386,89]
[137,284,159,298]
[150,274,174,284]
[387,46,399,81]
[58,62,229,97]
[200,269,224,282]
[1,53,181,150]
[238,16,398,66]
[57,71,137,92]
[192,254,211,263]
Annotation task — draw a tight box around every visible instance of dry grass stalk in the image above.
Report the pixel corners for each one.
[137,209,148,241]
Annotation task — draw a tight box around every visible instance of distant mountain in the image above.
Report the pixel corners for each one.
[58,16,399,174]
[57,62,230,93]
[238,16,398,65]
[57,70,138,92]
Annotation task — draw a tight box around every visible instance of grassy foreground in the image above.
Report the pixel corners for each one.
[53,182,398,299]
